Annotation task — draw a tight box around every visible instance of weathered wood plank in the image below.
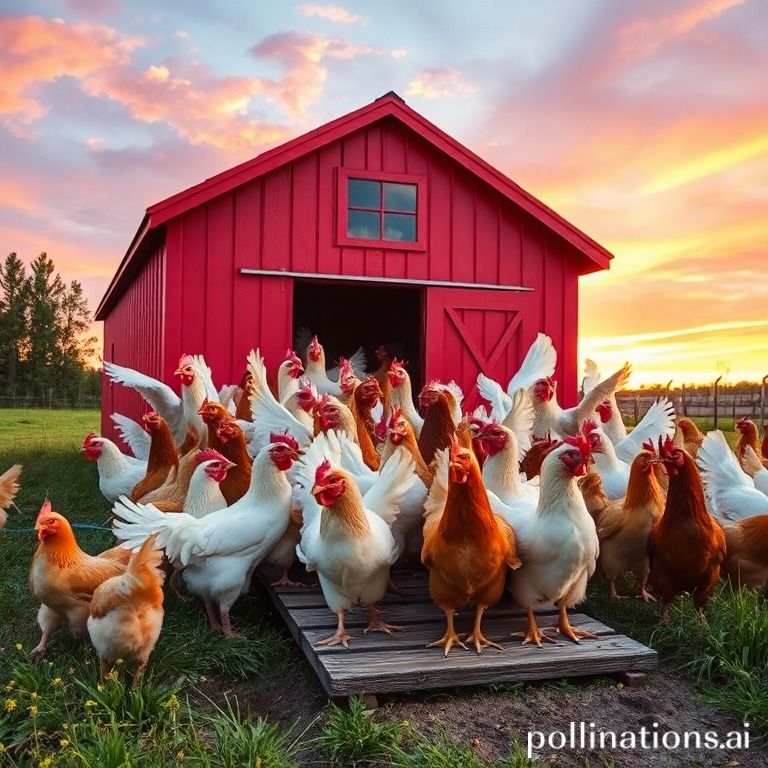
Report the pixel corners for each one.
[319,635,657,694]
[305,614,615,654]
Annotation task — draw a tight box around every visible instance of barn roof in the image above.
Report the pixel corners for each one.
[96,92,612,319]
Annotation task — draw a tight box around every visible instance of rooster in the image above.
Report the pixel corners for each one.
[503,436,599,646]
[0,464,22,529]
[649,437,726,624]
[596,449,665,601]
[29,501,130,657]
[697,431,768,521]
[294,438,416,647]
[313,393,359,443]
[417,381,463,466]
[583,420,630,500]
[131,412,179,501]
[87,535,165,686]
[422,440,520,655]
[337,357,361,405]
[277,349,305,404]
[113,434,298,636]
[84,433,146,503]
[303,335,366,396]
[531,362,631,439]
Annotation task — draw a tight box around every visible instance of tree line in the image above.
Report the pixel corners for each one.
[0,252,100,403]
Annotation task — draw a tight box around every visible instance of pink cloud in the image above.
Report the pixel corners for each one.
[405,68,476,100]
[0,15,143,128]
[295,4,362,24]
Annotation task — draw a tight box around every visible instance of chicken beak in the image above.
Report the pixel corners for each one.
[226,461,236,469]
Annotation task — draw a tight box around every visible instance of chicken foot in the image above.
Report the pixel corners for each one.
[557,605,598,644]
[315,611,353,648]
[636,573,656,602]
[512,608,557,648]
[427,609,467,656]
[608,578,629,600]
[363,605,404,635]
[464,606,503,654]
[270,569,312,589]
[220,607,236,638]
[204,599,222,631]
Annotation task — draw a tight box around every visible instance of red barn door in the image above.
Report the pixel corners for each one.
[424,287,538,410]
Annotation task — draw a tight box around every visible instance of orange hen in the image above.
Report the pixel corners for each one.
[722,515,768,590]
[28,501,129,657]
[418,385,457,466]
[131,412,178,501]
[215,418,252,504]
[421,438,520,655]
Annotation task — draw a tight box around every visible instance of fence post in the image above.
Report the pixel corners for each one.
[634,395,639,425]
[681,384,687,416]
[762,375,768,431]
[714,375,723,430]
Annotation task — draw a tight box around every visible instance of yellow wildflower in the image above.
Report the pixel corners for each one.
[115,658,124,666]
[164,694,180,712]
[30,691,38,700]
[62,723,69,730]
[97,684,104,692]
[4,698,17,712]
[176,751,185,762]
[39,757,53,768]
[84,699,97,708]
[105,670,118,682]
[28,704,38,717]
[51,677,63,688]
[14,643,22,651]
[60,738,70,748]
[0,743,5,753]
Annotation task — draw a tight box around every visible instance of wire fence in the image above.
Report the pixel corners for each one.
[0,395,100,410]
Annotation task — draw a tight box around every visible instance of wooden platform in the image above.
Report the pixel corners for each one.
[259,571,657,698]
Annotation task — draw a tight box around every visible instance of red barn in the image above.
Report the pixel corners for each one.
[95,92,611,437]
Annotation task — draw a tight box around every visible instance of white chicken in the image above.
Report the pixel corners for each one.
[112,434,299,636]
[103,354,218,446]
[83,433,146,503]
[387,360,424,438]
[610,397,676,465]
[110,413,151,460]
[476,332,557,421]
[504,436,600,647]
[475,422,539,506]
[293,438,416,647]
[583,421,630,500]
[177,449,233,517]
[531,363,631,439]
[581,359,627,446]
[303,335,366,396]
[697,431,768,521]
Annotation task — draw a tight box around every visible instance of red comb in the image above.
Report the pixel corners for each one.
[270,432,300,451]
[582,419,598,434]
[641,439,657,455]
[83,432,98,445]
[563,434,592,458]
[178,353,194,367]
[391,359,405,371]
[315,459,332,484]
[388,408,403,428]
[36,499,53,522]
[197,448,229,465]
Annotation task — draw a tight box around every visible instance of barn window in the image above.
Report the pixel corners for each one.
[337,169,426,251]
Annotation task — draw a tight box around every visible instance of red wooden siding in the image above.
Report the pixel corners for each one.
[101,242,164,437]
[424,287,539,410]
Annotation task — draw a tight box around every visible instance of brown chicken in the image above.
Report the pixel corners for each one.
[313,394,358,441]
[198,399,232,453]
[139,447,200,507]
[215,418,252,505]
[131,412,178,501]
[421,438,520,655]
[597,449,665,601]
[578,472,609,526]
[337,357,361,406]
[372,345,394,411]
[721,516,768,590]
[0,464,22,530]
[28,501,130,657]
[87,534,165,685]
[735,418,768,468]
[648,437,726,624]
[519,433,559,480]
[676,418,704,458]
[347,377,383,470]
[418,384,457,466]
[234,370,253,422]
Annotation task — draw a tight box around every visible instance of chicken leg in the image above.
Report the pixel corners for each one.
[271,568,310,589]
[427,608,467,656]
[464,605,503,654]
[513,607,557,647]
[363,605,404,635]
[315,611,353,648]
[556,604,598,644]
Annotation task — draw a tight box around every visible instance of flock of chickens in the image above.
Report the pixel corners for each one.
[3,332,768,684]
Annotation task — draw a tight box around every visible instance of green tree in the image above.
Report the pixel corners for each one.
[0,252,30,395]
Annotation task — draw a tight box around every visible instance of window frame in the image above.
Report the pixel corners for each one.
[336,168,427,251]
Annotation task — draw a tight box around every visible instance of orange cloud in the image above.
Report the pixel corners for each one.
[0,15,143,127]
[405,68,476,100]
[296,4,362,23]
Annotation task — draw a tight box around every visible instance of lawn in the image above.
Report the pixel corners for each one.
[0,410,765,767]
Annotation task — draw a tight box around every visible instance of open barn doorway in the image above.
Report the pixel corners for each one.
[292,280,423,394]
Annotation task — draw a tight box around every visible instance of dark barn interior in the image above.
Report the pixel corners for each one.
[292,280,423,392]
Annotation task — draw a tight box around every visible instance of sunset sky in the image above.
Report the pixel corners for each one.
[1,0,766,385]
